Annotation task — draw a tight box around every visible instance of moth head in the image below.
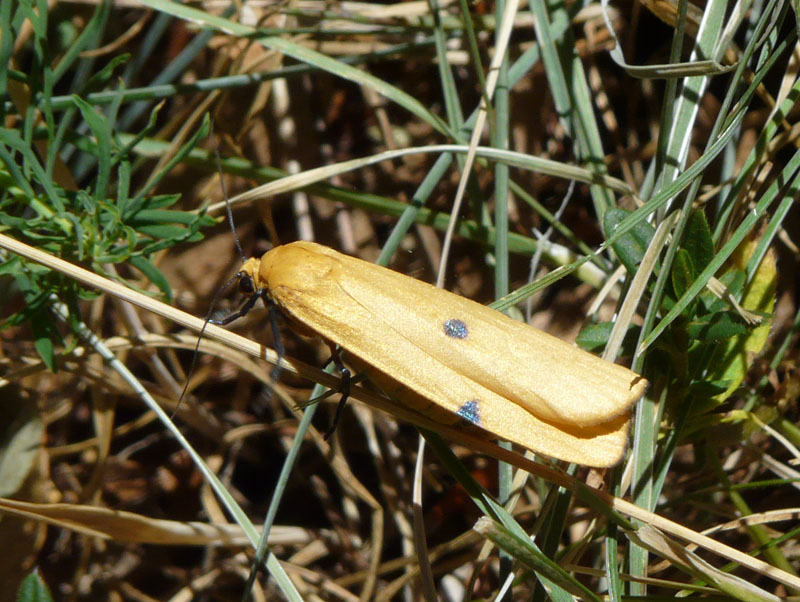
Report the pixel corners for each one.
[237,257,263,294]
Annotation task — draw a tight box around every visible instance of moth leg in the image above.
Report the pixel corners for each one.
[323,346,351,441]
[267,303,284,381]
[209,291,261,325]
[211,291,284,382]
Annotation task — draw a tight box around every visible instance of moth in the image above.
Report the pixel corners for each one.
[219,241,647,467]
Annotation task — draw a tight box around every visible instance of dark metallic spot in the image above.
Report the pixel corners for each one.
[457,400,481,425]
[444,318,468,339]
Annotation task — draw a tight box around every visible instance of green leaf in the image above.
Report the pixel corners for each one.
[576,322,613,351]
[577,321,640,356]
[603,207,656,274]
[671,249,695,301]
[706,238,777,403]
[681,209,714,273]
[687,312,749,342]
[134,194,181,211]
[0,128,62,209]
[473,517,603,602]
[687,379,731,401]
[17,570,54,602]
[31,311,58,372]
[131,208,201,225]
[72,95,112,198]
[685,379,736,417]
[83,53,129,92]
[0,254,21,276]
[129,255,172,302]
[133,223,190,239]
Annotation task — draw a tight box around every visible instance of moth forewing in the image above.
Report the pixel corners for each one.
[350,355,633,467]
[327,257,646,426]
[254,241,647,466]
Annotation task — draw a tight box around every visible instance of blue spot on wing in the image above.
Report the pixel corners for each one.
[444,318,468,339]
[457,400,481,425]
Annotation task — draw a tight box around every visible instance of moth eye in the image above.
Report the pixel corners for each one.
[457,400,481,425]
[443,318,468,339]
[238,274,256,294]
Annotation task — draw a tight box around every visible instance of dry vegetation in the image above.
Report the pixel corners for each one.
[1,0,799,600]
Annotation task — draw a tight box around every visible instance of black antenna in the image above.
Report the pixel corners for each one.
[173,273,240,419]
[173,140,248,418]
[214,146,246,263]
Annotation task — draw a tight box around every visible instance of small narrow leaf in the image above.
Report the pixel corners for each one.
[129,255,172,302]
[671,249,695,301]
[604,207,656,274]
[682,209,715,274]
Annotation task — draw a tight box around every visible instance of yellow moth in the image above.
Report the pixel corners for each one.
[223,240,647,467]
